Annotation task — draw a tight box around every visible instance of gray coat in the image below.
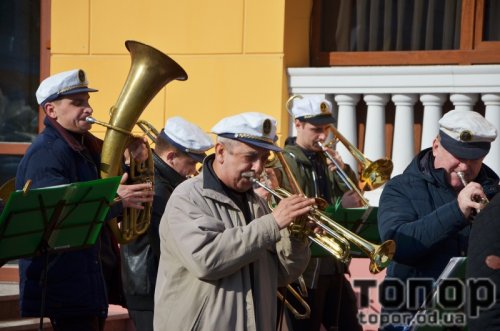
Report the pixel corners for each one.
[154,171,310,331]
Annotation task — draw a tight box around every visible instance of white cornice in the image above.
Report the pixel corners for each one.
[287,65,500,94]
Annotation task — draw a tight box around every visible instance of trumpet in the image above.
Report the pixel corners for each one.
[317,141,369,207]
[244,173,396,274]
[456,171,489,211]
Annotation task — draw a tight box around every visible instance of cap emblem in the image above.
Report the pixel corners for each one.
[459,130,473,142]
[320,102,329,113]
[78,70,86,82]
[263,119,272,135]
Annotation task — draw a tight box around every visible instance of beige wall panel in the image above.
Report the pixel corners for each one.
[165,55,286,139]
[51,0,90,54]
[244,0,284,53]
[90,0,244,54]
[284,0,312,67]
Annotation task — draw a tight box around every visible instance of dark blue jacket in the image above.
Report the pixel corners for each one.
[378,148,499,283]
[15,117,123,318]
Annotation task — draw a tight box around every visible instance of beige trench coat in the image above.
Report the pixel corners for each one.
[154,172,310,331]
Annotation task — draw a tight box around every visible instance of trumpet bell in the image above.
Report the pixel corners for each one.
[359,158,393,191]
[369,239,396,274]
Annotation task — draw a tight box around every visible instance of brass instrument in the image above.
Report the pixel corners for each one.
[328,125,393,191]
[277,286,311,320]
[317,141,370,207]
[88,40,187,244]
[0,178,15,205]
[137,119,160,143]
[250,152,396,274]
[456,171,489,212]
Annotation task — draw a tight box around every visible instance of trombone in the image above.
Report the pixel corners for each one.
[317,141,370,207]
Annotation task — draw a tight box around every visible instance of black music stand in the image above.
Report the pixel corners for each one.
[405,257,468,331]
[0,177,121,331]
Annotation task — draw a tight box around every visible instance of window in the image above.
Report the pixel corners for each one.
[0,0,48,184]
[311,0,500,66]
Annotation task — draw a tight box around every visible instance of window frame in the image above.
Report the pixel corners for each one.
[311,0,500,66]
[0,0,50,156]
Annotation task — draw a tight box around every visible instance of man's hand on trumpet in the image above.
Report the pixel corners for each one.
[271,195,315,230]
[457,181,488,219]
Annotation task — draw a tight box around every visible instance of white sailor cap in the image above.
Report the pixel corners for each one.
[289,95,335,125]
[36,69,98,106]
[211,112,281,152]
[159,116,214,162]
[439,109,497,160]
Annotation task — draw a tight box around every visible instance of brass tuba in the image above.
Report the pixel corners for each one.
[88,40,187,244]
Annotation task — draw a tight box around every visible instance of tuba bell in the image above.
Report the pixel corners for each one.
[89,40,187,244]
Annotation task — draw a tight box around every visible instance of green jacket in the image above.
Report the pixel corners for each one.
[275,144,358,287]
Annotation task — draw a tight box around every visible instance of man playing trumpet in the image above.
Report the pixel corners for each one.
[154,112,314,330]
[378,109,499,330]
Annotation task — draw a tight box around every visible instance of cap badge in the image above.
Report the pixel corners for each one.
[459,130,472,142]
[320,102,329,113]
[78,70,86,82]
[262,119,272,135]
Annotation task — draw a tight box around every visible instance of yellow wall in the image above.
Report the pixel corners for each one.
[50,0,311,144]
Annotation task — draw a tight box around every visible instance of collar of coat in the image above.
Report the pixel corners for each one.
[44,116,102,155]
[152,151,186,188]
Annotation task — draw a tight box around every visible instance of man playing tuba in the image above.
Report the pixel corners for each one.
[16,69,154,331]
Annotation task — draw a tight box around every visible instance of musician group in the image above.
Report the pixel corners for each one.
[7,68,500,331]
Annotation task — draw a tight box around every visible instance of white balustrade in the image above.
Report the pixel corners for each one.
[287,65,500,179]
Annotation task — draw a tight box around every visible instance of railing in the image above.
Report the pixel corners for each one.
[287,65,500,203]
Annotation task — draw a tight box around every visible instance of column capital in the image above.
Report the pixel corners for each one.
[334,94,361,106]
[363,94,389,106]
[392,94,418,106]
[481,93,500,106]
[450,93,478,109]
[420,93,447,106]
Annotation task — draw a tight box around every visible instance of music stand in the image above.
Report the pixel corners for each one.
[0,176,121,262]
[405,257,468,331]
[0,176,121,330]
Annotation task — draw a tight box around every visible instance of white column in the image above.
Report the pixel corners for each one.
[363,94,389,160]
[482,94,500,175]
[450,93,478,112]
[334,94,361,175]
[420,94,447,150]
[392,94,417,176]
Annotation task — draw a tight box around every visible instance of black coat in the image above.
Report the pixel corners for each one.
[466,192,500,330]
[120,152,185,310]
[379,148,499,283]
